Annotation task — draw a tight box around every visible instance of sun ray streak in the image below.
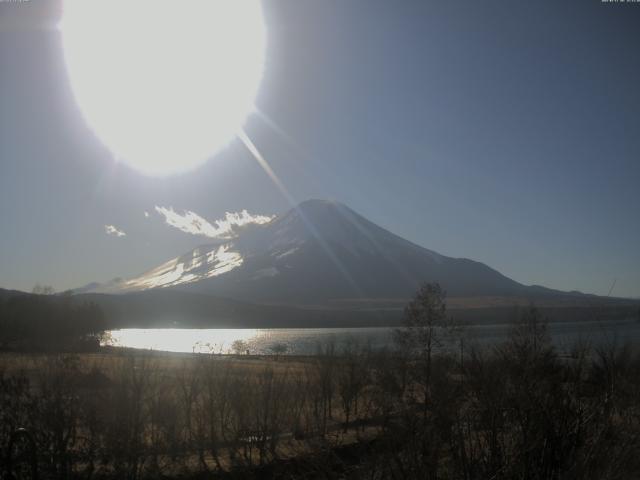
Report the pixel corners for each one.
[237,130,296,206]
[237,129,365,300]
[253,108,306,158]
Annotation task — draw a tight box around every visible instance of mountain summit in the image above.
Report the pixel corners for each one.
[81,199,556,305]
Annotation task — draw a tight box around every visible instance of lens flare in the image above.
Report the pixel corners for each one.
[61,0,266,176]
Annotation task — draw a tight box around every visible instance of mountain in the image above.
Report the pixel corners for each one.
[80,199,591,306]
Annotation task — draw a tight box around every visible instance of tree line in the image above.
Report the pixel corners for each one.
[0,288,105,351]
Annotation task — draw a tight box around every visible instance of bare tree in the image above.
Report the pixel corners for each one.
[231,339,248,355]
[32,284,55,295]
[338,341,367,432]
[394,282,455,411]
[269,342,288,358]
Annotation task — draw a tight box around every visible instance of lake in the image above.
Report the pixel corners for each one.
[103,318,640,355]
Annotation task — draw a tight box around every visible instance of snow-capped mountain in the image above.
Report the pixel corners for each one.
[81,199,550,304]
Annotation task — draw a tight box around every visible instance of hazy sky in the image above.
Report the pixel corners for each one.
[1,0,639,297]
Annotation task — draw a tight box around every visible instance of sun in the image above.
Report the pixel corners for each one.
[61,0,266,176]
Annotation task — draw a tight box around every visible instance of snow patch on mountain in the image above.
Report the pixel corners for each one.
[251,267,279,280]
[85,244,243,293]
[274,247,299,259]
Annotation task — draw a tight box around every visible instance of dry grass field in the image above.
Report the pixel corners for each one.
[2,297,640,479]
[2,328,640,479]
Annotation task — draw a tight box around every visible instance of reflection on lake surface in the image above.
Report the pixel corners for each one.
[104,319,640,355]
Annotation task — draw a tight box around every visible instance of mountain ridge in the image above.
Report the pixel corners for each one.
[77,199,599,306]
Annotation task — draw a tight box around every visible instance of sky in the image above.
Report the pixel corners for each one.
[1,0,639,298]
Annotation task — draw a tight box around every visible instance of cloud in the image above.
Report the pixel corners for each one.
[155,206,274,239]
[105,224,126,237]
[144,211,150,218]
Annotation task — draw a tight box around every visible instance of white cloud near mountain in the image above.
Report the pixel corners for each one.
[155,206,273,239]
[105,224,126,237]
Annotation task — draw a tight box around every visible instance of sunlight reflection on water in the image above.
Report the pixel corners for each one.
[105,328,259,354]
[103,320,640,355]
[104,327,394,355]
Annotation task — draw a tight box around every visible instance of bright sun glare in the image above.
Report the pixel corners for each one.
[61,0,266,176]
